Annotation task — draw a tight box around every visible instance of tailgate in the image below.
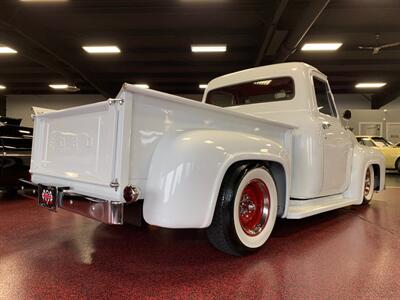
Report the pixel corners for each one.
[30,100,123,188]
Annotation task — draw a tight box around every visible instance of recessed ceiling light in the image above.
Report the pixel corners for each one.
[180,0,227,2]
[301,43,343,51]
[82,46,121,54]
[199,84,208,89]
[0,85,6,90]
[133,84,149,89]
[0,47,17,54]
[49,84,69,89]
[355,82,387,89]
[191,44,227,53]
[19,0,68,2]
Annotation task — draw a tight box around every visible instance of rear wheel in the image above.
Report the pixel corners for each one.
[207,164,278,256]
[396,158,400,174]
[363,165,375,204]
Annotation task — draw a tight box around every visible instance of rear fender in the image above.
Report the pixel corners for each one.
[143,130,290,228]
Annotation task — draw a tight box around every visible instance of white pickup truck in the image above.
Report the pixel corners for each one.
[20,62,385,256]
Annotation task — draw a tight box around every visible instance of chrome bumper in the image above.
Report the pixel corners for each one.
[19,179,124,225]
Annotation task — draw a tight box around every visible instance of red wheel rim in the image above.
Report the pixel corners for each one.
[239,179,270,236]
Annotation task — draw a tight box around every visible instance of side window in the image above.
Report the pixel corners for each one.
[313,77,337,117]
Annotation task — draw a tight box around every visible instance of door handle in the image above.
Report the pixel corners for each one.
[322,122,331,130]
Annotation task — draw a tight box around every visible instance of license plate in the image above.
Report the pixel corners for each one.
[38,185,57,211]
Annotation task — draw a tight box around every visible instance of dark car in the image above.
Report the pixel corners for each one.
[0,117,33,195]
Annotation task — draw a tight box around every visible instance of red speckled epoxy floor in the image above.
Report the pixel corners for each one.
[1,187,400,299]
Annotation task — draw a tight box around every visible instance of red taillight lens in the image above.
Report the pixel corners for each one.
[123,185,140,203]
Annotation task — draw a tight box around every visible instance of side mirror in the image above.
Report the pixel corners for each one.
[343,109,352,120]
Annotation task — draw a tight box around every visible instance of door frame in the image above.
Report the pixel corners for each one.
[386,122,400,143]
[310,73,351,196]
[358,122,383,136]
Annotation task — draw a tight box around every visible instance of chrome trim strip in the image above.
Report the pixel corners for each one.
[59,191,124,225]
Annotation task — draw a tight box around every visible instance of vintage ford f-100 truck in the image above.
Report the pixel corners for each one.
[20,62,385,255]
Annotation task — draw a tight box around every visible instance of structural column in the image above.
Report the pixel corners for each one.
[0,96,6,116]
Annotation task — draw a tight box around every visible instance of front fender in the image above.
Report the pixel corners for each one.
[344,144,385,204]
[143,129,290,228]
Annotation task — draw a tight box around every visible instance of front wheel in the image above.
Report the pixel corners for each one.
[363,165,375,204]
[207,164,278,256]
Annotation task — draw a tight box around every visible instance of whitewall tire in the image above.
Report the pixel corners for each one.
[363,165,374,204]
[207,163,278,256]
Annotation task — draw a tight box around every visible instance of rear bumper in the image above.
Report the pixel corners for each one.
[19,179,124,225]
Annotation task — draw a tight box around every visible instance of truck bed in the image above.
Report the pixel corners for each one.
[30,84,295,202]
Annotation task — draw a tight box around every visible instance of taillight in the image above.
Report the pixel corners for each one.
[123,185,140,203]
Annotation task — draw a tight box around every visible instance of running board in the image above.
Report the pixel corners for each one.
[286,195,358,219]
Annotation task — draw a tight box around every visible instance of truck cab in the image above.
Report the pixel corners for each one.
[203,62,354,199]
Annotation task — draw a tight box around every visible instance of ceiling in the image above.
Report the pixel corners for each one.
[0,0,399,107]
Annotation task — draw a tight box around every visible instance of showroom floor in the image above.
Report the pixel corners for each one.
[1,176,399,299]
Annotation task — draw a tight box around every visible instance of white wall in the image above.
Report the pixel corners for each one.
[333,94,371,113]
[6,94,106,127]
[346,109,400,143]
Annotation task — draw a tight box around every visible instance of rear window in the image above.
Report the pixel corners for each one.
[205,77,295,108]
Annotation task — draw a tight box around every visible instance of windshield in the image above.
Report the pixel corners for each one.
[205,77,295,107]
[371,137,393,147]
[357,137,375,147]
